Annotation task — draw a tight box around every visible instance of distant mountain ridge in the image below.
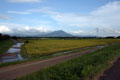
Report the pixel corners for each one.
[43,30,73,37]
[7,30,74,37]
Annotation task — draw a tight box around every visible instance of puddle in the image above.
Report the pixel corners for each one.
[0,43,25,63]
[2,56,17,59]
[12,43,24,48]
[7,48,20,53]
[1,54,24,63]
[17,54,24,60]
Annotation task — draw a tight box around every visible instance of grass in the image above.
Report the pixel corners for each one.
[17,43,120,80]
[22,39,120,58]
[0,40,14,55]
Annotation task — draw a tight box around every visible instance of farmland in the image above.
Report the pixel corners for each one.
[22,39,120,58]
[17,42,120,80]
[1,39,120,80]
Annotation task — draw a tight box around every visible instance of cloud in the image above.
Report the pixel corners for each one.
[0,25,12,33]
[24,26,30,31]
[8,0,42,3]
[47,1,120,36]
[50,1,120,27]
[4,1,120,36]
[98,27,120,36]
[8,11,30,15]
[69,30,89,36]
[70,27,120,37]
[0,23,53,36]
[8,7,51,15]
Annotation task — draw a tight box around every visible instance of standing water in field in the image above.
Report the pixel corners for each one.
[0,43,24,63]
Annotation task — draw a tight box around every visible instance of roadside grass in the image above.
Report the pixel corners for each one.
[22,39,120,58]
[17,43,120,80]
[0,40,14,55]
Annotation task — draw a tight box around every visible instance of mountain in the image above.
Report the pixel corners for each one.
[9,30,74,37]
[43,30,74,37]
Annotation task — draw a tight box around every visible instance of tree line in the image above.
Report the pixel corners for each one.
[0,33,19,40]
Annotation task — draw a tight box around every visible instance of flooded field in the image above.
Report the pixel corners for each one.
[0,43,24,63]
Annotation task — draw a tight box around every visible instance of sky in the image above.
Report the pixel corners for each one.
[0,0,120,37]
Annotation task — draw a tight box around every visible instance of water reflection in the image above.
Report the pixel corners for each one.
[0,43,24,63]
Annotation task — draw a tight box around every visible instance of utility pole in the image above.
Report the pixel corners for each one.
[96,28,99,38]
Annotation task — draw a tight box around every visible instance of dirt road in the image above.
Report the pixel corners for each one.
[99,57,120,80]
[0,46,103,80]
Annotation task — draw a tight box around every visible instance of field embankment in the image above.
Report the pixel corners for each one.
[17,43,120,80]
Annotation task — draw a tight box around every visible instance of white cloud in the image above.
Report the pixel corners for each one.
[69,30,97,36]
[0,23,53,36]
[70,30,85,34]
[33,27,48,32]
[8,0,42,3]
[69,27,120,37]
[8,7,50,15]
[98,27,120,37]
[8,11,30,15]
[4,1,120,36]
[24,26,30,31]
[0,25,12,33]
[48,1,120,36]
[27,7,51,13]
[51,1,120,26]
[91,1,120,16]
